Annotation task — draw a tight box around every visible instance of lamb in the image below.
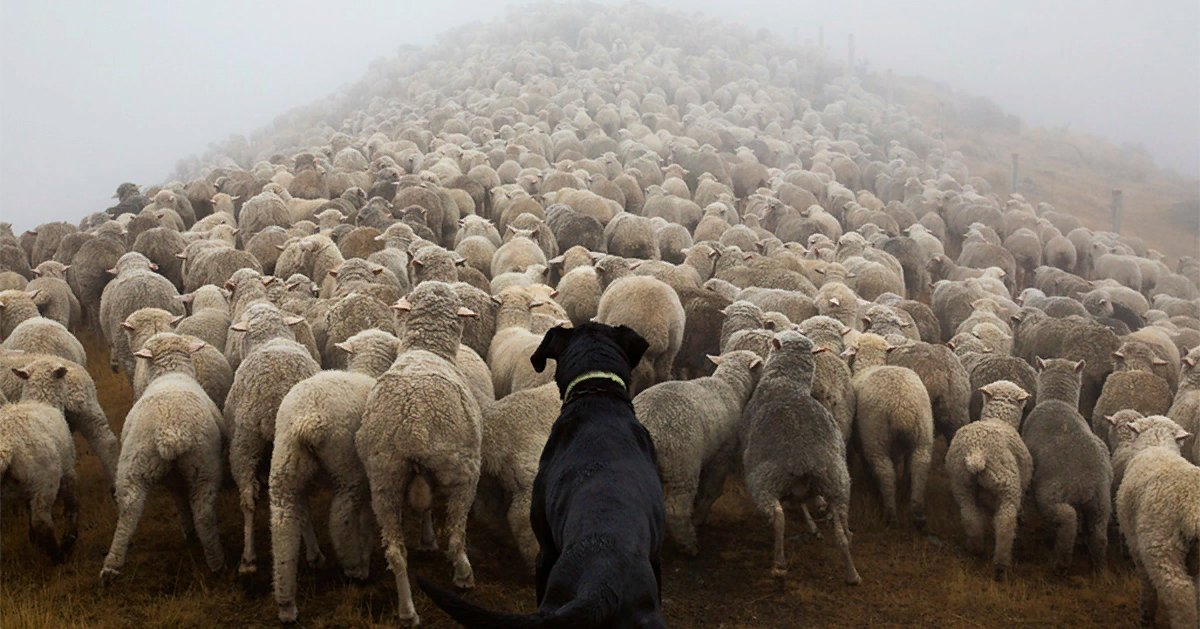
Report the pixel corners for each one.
[270,329,400,623]
[634,350,762,555]
[100,333,226,584]
[595,271,686,394]
[742,331,861,584]
[0,360,78,563]
[1115,415,1199,629]
[0,290,86,366]
[223,302,322,574]
[357,282,482,625]
[99,252,183,376]
[1167,346,1200,464]
[1021,358,1112,573]
[945,381,1033,581]
[846,333,934,528]
[0,350,119,488]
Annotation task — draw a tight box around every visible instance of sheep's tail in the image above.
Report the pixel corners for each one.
[155,422,196,461]
[964,448,987,474]
[407,466,433,513]
[417,576,596,628]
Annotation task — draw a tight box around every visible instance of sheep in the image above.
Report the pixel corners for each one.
[1021,358,1112,573]
[357,282,482,625]
[321,291,396,369]
[673,286,731,380]
[99,252,183,376]
[132,227,188,290]
[175,285,231,351]
[487,286,554,398]
[28,261,80,329]
[1011,309,1118,417]
[945,381,1032,581]
[491,227,547,277]
[1091,348,1173,448]
[475,382,559,569]
[742,331,861,584]
[1115,415,1198,628]
[0,290,86,366]
[846,333,934,528]
[634,350,762,555]
[554,262,602,327]
[269,329,400,623]
[100,333,225,584]
[595,271,685,394]
[0,360,78,563]
[885,340,971,443]
[121,307,232,408]
[1167,346,1200,464]
[0,270,28,291]
[224,302,322,574]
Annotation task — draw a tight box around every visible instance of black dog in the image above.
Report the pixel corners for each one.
[420,322,667,628]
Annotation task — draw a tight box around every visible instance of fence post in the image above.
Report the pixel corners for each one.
[1110,189,1123,233]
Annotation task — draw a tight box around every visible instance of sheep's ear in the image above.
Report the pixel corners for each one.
[978,385,993,403]
[1017,390,1031,402]
[770,336,783,351]
[610,325,650,371]
[1035,356,1046,371]
[276,244,287,251]
[175,252,188,259]
[1104,414,1118,427]
[982,346,995,353]
[457,307,478,318]
[230,321,249,332]
[530,325,573,373]
[840,347,856,359]
[629,261,642,270]
[120,321,135,331]
[860,315,871,328]
[812,346,828,355]
[828,297,840,307]
[547,255,564,266]
[11,367,31,380]
[133,349,153,360]
[261,276,276,287]
[1151,357,1168,366]
[52,365,69,379]
[1175,429,1193,446]
[149,263,159,271]
[1111,351,1124,360]
[1185,356,1197,369]
[334,342,353,353]
[188,341,206,353]
[105,267,118,275]
[749,357,764,369]
[328,269,339,278]
[177,293,194,303]
[31,268,41,277]
[764,320,777,331]
[392,297,412,312]
[490,295,503,305]
[371,267,384,275]
[25,289,43,303]
[707,354,722,366]
[284,315,305,326]
[1010,313,1023,323]
[946,340,957,350]
[840,326,852,336]
[411,258,424,268]
[1073,360,1085,373]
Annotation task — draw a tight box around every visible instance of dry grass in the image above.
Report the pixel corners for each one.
[2,334,1153,628]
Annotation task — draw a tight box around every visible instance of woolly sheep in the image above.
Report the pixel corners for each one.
[358,282,482,625]
[1115,415,1198,628]
[945,381,1032,581]
[27,261,80,329]
[886,340,971,443]
[0,290,86,366]
[742,331,861,584]
[224,303,321,573]
[595,272,685,394]
[99,252,183,376]
[1167,346,1200,464]
[846,333,934,528]
[0,360,78,563]
[634,350,762,554]
[101,333,225,584]
[121,307,232,408]
[270,329,400,622]
[1021,358,1112,573]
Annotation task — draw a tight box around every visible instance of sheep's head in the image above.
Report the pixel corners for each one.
[11,358,70,408]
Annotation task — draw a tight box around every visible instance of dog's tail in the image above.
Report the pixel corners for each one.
[417,577,598,628]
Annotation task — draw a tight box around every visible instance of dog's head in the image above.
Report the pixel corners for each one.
[530,322,649,397]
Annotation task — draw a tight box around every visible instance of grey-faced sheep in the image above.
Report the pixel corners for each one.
[357,282,482,625]
[742,331,861,585]
[945,381,1032,581]
[100,333,226,584]
[1021,358,1112,573]
[846,333,934,529]
[634,350,762,555]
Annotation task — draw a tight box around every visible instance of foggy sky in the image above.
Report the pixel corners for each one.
[2,0,1197,232]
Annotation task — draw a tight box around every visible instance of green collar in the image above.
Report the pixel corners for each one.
[563,371,627,400]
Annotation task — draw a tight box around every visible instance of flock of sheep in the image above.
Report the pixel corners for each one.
[2,4,1199,627]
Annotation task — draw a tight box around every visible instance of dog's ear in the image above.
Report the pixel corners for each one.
[530,325,573,373]
[611,325,650,370]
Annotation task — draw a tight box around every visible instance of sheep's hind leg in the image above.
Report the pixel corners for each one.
[831,502,861,585]
[230,427,267,574]
[58,471,79,558]
[371,465,418,626]
[28,487,62,563]
[102,481,150,584]
[442,480,478,590]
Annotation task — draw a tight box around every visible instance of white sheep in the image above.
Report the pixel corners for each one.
[1115,415,1198,629]
[100,333,226,584]
[270,329,400,623]
[0,290,86,366]
[487,286,554,398]
[846,333,934,529]
[0,359,78,563]
[224,302,321,574]
[634,350,762,555]
[357,282,482,626]
[945,381,1032,580]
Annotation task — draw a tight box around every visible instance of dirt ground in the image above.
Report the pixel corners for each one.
[1,334,1152,628]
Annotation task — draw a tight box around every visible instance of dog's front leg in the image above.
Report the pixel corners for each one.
[534,546,559,605]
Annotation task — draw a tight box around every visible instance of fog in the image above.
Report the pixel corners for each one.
[2,0,1197,232]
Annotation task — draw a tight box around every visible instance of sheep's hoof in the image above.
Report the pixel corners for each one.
[770,565,788,580]
[802,529,824,542]
[416,540,438,553]
[453,571,475,590]
[964,537,985,556]
[278,603,298,624]
[99,567,120,586]
[845,572,862,586]
[397,612,420,627]
[306,550,327,569]
[912,515,927,533]
[238,560,258,575]
[344,566,370,581]
[61,532,78,557]
[993,565,1010,582]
